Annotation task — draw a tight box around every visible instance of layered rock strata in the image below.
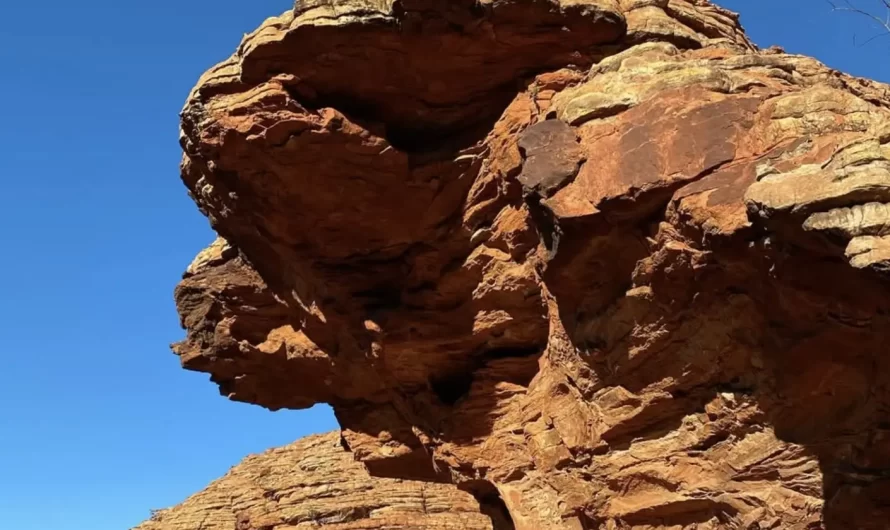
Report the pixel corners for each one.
[154,1,890,528]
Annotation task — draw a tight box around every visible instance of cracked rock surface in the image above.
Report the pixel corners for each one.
[146,0,890,528]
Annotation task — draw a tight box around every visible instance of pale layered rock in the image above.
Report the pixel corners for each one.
[134,433,503,530]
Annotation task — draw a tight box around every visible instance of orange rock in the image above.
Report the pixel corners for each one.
[151,1,890,529]
[134,432,503,530]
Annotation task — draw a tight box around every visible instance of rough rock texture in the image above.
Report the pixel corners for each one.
[157,0,890,528]
[134,432,507,530]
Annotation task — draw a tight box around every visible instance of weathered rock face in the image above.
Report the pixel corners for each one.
[134,432,507,530]
[161,0,890,528]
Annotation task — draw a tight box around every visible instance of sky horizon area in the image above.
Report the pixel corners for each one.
[1,1,888,529]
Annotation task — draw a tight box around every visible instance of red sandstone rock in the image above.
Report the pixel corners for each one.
[134,432,506,530]
[149,1,890,528]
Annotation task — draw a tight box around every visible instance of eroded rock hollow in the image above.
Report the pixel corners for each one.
[143,1,890,528]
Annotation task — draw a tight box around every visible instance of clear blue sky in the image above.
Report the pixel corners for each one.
[0,1,887,529]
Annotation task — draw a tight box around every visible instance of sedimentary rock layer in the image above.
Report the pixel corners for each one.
[134,432,507,530]
[155,1,890,528]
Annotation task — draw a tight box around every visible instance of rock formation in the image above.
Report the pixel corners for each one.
[135,432,507,530]
[148,0,890,528]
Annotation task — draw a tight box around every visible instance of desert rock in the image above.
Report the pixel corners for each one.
[134,432,508,530]
[153,0,890,528]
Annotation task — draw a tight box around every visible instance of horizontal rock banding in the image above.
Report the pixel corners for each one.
[152,1,890,529]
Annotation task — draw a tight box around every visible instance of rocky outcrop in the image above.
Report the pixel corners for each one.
[158,1,890,528]
[134,432,508,530]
